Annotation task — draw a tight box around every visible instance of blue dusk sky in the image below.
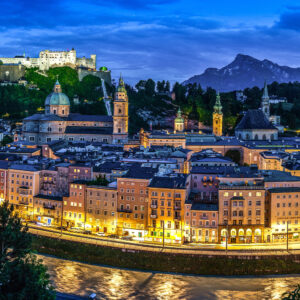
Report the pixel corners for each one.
[1,0,300,84]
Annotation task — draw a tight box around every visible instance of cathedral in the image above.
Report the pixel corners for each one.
[21,77,128,145]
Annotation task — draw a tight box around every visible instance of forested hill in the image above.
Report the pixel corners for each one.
[1,67,300,134]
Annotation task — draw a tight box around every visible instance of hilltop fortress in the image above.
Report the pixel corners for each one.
[0,49,96,70]
[0,49,111,84]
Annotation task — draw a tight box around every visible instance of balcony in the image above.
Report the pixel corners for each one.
[150,214,157,219]
[43,203,56,210]
[19,200,29,205]
[200,215,209,220]
[19,186,29,196]
[174,215,181,220]
[174,206,181,210]
[117,208,132,213]
[151,204,157,209]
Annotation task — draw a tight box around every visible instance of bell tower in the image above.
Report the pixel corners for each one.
[113,75,129,144]
[213,92,223,136]
[261,80,270,118]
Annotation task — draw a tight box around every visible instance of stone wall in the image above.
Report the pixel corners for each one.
[0,64,26,82]
[78,68,111,85]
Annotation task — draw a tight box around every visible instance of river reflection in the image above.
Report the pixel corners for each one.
[39,255,299,300]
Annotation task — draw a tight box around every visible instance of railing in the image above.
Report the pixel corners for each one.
[117,208,132,213]
[43,204,56,210]
[150,214,157,219]
[219,185,264,190]
[174,206,181,210]
[19,200,29,205]
[200,216,209,220]
[150,204,157,209]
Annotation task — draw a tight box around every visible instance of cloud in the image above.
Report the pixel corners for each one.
[1,0,300,85]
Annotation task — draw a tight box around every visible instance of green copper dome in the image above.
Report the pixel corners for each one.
[213,92,222,114]
[175,108,184,123]
[45,80,70,106]
[100,66,108,71]
[117,75,127,93]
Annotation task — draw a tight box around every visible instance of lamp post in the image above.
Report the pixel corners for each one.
[286,222,289,252]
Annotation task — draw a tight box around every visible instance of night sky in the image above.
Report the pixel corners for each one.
[1,0,300,84]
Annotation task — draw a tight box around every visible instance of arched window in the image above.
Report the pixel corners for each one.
[262,134,266,140]
[254,134,258,140]
[238,134,242,139]
[246,134,250,140]
[255,229,262,236]
[230,229,237,237]
[271,134,274,140]
[221,229,228,237]
[238,229,244,236]
[246,229,252,236]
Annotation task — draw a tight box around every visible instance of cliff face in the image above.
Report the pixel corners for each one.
[183,54,300,92]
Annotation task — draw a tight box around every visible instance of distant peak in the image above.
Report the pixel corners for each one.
[234,53,256,62]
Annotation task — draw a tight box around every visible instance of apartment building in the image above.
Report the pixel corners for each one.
[266,187,300,242]
[8,164,41,220]
[184,201,218,243]
[85,185,117,233]
[147,174,189,244]
[218,169,266,244]
[116,166,156,239]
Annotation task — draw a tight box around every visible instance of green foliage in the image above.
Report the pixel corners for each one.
[87,175,109,186]
[225,149,241,164]
[1,135,13,147]
[282,285,300,300]
[0,201,55,299]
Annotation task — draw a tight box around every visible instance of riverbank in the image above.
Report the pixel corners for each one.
[32,235,300,276]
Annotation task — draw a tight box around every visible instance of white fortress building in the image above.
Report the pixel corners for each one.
[0,49,96,71]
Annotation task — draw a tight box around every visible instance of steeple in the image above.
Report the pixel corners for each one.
[213,92,222,114]
[213,92,223,136]
[262,80,269,99]
[53,78,62,93]
[117,74,127,94]
[261,80,270,118]
[174,107,184,132]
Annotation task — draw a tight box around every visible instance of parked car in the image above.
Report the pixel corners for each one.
[83,229,92,235]
[121,236,133,241]
[107,234,119,239]
[95,232,106,237]
[68,227,84,233]
[57,226,68,231]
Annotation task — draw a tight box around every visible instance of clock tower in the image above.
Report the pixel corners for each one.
[213,92,223,136]
[113,76,129,144]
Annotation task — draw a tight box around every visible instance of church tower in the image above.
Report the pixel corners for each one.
[213,92,223,136]
[261,81,270,118]
[113,75,129,144]
[174,108,185,132]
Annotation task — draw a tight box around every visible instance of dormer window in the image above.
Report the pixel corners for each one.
[53,109,56,114]
[62,109,65,115]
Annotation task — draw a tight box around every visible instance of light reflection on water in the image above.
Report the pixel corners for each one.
[39,255,299,300]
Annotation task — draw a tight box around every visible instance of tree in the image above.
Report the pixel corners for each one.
[225,149,241,165]
[282,285,300,299]
[1,135,13,147]
[0,201,55,299]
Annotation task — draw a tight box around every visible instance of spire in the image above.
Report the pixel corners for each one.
[213,92,222,114]
[262,80,269,99]
[119,73,124,87]
[117,73,127,94]
[54,76,62,93]
[177,107,182,118]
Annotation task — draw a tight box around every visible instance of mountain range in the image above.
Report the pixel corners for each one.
[183,54,300,92]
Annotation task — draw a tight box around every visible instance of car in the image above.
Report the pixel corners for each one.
[68,227,84,233]
[107,234,119,239]
[57,226,68,231]
[83,230,92,235]
[121,236,133,241]
[95,232,106,237]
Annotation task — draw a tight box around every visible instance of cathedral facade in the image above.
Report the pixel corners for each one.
[21,77,128,145]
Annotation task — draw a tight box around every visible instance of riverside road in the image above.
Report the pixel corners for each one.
[29,225,300,256]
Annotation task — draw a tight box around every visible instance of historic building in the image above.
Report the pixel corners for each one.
[235,82,279,141]
[0,49,96,71]
[174,108,185,132]
[212,92,223,136]
[113,76,129,144]
[22,77,128,144]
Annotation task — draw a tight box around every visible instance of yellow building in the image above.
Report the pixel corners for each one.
[174,108,184,132]
[147,174,189,244]
[212,92,223,136]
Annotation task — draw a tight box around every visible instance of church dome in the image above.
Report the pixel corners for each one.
[45,80,70,106]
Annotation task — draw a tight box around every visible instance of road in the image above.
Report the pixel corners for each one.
[29,225,300,256]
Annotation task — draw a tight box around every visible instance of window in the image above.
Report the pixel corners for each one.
[256,192,262,196]
[256,200,261,206]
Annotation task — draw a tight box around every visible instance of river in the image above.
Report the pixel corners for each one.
[39,255,299,300]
